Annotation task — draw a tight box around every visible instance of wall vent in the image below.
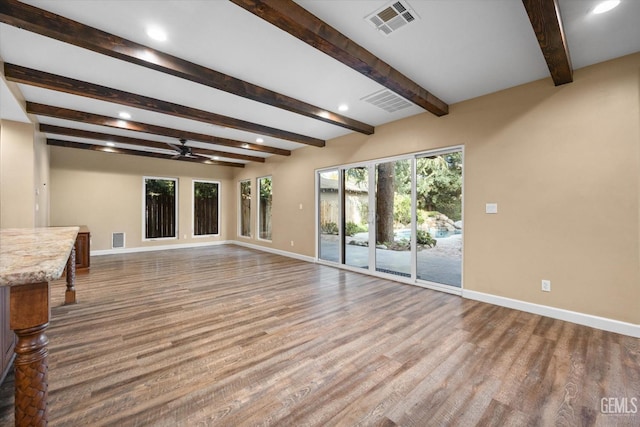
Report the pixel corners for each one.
[112,232,125,249]
[361,89,413,113]
[366,1,419,36]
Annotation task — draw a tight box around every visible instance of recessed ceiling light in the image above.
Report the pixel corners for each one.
[146,26,167,42]
[256,137,264,143]
[106,142,116,147]
[593,0,621,14]
[338,104,349,112]
[118,111,131,120]
[213,156,220,160]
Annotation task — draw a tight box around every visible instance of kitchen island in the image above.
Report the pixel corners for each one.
[0,227,78,427]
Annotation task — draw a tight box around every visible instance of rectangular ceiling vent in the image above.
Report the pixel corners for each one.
[366,1,419,36]
[112,232,125,249]
[361,89,413,113]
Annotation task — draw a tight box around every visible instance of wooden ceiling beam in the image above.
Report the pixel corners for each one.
[28,103,291,156]
[230,0,448,117]
[5,63,324,147]
[522,0,573,85]
[0,0,373,135]
[47,139,245,168]
[39,124,266,163]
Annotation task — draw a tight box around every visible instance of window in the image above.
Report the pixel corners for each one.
[316,147,463,290]
[193,180,219,236]
[318,170,340,263]
[258,176,272,241]
[239,180,251,238]
[144,177,177,239]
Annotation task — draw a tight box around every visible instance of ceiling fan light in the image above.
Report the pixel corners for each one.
[593,0,621,14]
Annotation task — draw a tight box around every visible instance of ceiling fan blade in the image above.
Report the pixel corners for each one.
[166,143,181,151]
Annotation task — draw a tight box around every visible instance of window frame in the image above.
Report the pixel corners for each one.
[257,175,273,242]
[142,176,178,241]
[238,179,252,239]
[192,179,221,238]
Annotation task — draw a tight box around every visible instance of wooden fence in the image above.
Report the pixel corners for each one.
[194,197,219,235]
[146,194,175,238]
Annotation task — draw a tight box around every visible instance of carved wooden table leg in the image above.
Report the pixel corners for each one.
[10,282,50,427]
[64,245,77,305]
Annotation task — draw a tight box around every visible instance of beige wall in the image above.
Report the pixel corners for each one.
[49,148,235,251]
[0,119,49,228]
[33,131,50,227]
[232,53,640,325]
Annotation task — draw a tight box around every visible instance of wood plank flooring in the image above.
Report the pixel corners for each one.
[0,245,638,426]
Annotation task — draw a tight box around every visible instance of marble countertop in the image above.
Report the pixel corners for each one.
[0,227,79,286]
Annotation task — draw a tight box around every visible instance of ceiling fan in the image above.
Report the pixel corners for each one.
[167,138,209,161]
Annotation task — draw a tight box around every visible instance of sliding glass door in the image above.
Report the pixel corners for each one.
[415,152,463,287]
[344,166,369,270]
[318,170,339,263]
[317,147,463,290]
[374,159,412,277]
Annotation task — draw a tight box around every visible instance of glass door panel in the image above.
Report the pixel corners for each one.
[318,170,340,263]
[415,152,463,287]
[375,159,412,277]
[344,166,369,269]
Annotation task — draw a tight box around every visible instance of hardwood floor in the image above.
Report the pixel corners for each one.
[0,245,638,426]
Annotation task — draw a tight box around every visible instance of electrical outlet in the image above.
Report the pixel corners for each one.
[541,280,551,292]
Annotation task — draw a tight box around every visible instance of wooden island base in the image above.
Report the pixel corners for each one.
[10,282,50,427]
[64,245,76,305]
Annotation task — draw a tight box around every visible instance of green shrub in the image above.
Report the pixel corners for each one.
[416,210,428,225]
[345,221,366,236]
[321,222,338,235]
[416,230,436,247]
[394,194,412,225]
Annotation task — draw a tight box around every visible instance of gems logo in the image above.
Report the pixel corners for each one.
[600,397,638,414]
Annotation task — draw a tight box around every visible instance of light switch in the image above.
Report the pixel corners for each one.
[485,203,498,214]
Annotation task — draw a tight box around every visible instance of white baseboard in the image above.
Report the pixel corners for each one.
[91,240,230,256]
[463,289,640,338]
[231,240,315,263]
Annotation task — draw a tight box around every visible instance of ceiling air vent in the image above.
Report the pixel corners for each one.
[361,89,412,113]
[366,1,419,36]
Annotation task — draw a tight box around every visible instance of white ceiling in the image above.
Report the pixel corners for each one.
[1,0,638,166]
